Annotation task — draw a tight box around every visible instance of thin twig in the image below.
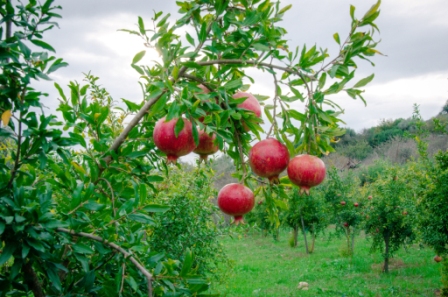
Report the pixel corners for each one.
[57,227,153,297]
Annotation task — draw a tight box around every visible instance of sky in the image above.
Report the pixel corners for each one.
[34,0,448,154]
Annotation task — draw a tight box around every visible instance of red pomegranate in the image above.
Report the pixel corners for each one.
[198,84,210,94]
[217,183,255,225]
[153,117,196,164]
[193,129,219,162]
[249,138,290,184]
[434,255,443,263]
[287,154,326,195]
[354,202,359,207]
[233,91,261,130]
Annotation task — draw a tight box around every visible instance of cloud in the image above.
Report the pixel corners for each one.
[30,0,448,140]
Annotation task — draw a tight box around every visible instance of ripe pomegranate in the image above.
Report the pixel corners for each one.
[354,202,359,207]
[153,117,196,164]
[233,91,261,131]
[193,129,219,162]
[340,201,346,206]
[287,154,326,195]
[249,138,290,184]
[434,255,443,263]
[343,222,349,228]
[198,84,210,94]
[217,183,255,225]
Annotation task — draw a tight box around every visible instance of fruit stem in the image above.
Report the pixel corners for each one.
[233,216,245,225]
[268,176,280,185]
[166,155,178,164]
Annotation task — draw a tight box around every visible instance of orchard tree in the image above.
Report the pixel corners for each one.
[411,108,448,295]
[285,187,328,253]
[324,167,363,255]
[0,0,382,295]
[364,167,414,273]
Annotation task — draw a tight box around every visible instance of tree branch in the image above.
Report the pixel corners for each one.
[23,261,45,297]
[105,20,215,162]
[57,228,153,297]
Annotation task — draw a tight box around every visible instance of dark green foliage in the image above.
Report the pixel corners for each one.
[418,150,448,255]
[364,167,414,273]
[150,167,230,276]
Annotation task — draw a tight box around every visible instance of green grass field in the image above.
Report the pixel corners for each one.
[209,228,442,297]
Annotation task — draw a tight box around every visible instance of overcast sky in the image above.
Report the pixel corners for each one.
[35,0,448,138]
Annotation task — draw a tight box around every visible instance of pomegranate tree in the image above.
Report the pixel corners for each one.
[249,138,290,184]
[193,129,219,162]
[287,154,326,194]
[217,183,255,225]
[153,117,196,164]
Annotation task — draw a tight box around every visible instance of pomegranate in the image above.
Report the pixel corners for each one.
[233,91,261,130]
[153,117,196,164]
[340,201,346,206]
[249,138,289,184]
[354,202,359,207]
[217,183,255,225]
[287,154,326,195]
[343,222,349,228]
[193,129,219,162]
[434,255,443,263]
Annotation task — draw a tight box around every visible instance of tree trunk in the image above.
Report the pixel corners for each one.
[383,234,390,273]
[273,228,280,241]
[293,226,299,248]
[350,226,355,255]
[23,261,45,297]
[299,208,309,254]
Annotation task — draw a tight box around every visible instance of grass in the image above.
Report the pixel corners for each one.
[208,228,442,297]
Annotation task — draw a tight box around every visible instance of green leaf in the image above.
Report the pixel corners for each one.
[47,264,62,291]
[350,5,356,20]
[362,0,381,21]
[224,79,242,90]
[128,213,155,225]
[69,132,87,148]
[54,82,67,101]
[30,39,56,52]
[122,98,141,112]
[186,32,195,46]
[353,73,374,88]
[253,43,270,51]
[318,73,327,90]
[278,4,292,14]
[125,276,138,291]
[146,175,164,183]
[73,243,94,255]
[47,59,68,74]
[180,248,194,276]
[288,110,306,122]
[132,50,146,64]
[143,204,170,213]
[0,242,16,265]
[131,64,144,75]
[0,221,5,235]
[138,16,145,35]
[199,21,207,43]
[192,122,199,146]
[174,118,185,138]
[333,33,340,45]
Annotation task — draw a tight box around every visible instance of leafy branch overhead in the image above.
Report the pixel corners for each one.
[117,0,382,160]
